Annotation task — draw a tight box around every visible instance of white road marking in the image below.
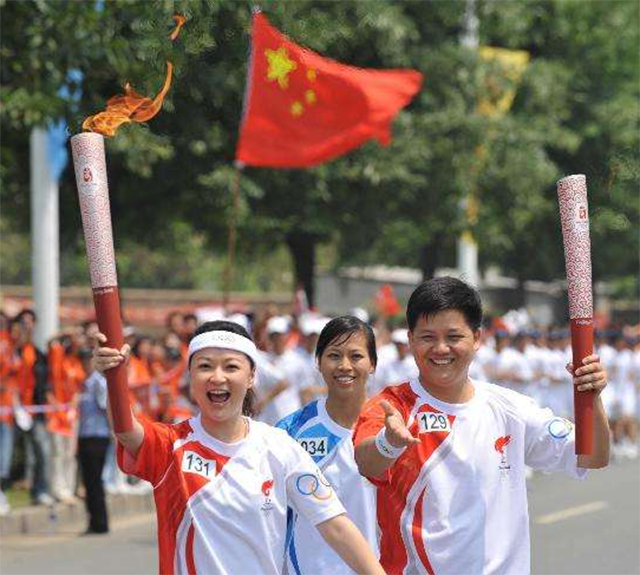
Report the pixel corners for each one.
[535,501,608,525]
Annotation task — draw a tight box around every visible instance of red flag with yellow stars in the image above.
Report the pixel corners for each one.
[236,12,423,168]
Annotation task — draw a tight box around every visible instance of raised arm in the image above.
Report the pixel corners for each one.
[354,400,420,479]
[92,333,144,456]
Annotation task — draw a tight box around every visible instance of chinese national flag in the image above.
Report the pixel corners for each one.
[236,13,423,168]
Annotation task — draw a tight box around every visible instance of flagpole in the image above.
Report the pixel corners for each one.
[223,164,242,310]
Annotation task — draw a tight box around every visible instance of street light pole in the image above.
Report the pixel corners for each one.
[457,0,480,287]
[30,127,60,351]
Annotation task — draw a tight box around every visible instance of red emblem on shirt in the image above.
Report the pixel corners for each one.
[261,479,274,497]
[494,435,511,454]
[261,479,274,512]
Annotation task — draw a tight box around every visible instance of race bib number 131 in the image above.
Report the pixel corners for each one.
[417,412,451,433]
[182,450,217,479]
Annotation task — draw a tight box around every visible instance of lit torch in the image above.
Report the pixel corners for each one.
[71,15,185,432]
[557,174,594,455]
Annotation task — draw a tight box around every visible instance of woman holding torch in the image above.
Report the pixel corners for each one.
[93,320,384,575]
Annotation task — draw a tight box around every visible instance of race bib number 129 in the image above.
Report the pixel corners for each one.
[417,412,451,433]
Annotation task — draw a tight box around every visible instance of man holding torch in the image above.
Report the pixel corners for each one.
[353,276,610,575]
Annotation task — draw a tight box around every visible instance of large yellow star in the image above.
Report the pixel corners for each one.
[265,46,297,89]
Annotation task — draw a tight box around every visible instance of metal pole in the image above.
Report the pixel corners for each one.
[457,0,480,287]
[30,127,60,350]
[223,166,241,310]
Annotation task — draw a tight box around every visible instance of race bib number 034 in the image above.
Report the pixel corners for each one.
[182,450,217,479]
[297,437,329,457]
[417,412,451,433]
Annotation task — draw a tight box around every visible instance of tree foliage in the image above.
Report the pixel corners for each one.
[1,0,637,303]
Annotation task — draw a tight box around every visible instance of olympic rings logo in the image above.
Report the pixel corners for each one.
[295,473,334,501]
[547,417,573,439]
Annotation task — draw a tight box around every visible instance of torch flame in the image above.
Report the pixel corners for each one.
[170,14,186,41]
[82,15,185,137]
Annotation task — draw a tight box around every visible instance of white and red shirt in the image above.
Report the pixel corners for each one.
[354,378,586,575]
[118,416,345,575]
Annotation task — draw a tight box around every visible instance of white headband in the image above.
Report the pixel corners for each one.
[188,331,259,366]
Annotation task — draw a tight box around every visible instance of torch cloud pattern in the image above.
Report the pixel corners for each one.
[71,133,118,289]
[557,174,593,319]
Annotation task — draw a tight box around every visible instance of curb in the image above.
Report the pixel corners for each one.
[0,493,155,537]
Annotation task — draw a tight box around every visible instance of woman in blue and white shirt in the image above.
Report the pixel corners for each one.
[278,316,379,575]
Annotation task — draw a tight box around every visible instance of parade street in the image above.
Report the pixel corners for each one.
[1,458,638,575]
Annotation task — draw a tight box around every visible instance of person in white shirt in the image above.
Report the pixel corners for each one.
[372,328,418,396]
[469,329,495,382]
[354,277,610,575]
[92,320,384,575]
[595,330,618,433]
[278,315,380,575]
[490,331,520,391]
[294,317,330,406]
[258,316,307,425]
[609,333,638,459]
[542,330,573,419]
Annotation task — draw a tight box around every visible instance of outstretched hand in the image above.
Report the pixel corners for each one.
[92,332,130,375]
[380,399,420,448]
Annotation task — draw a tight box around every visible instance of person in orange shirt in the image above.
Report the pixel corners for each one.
[47,329,86,503]
[14,310,54,506]
[0,317,20,515]
[128,335,154,419]
[155,345,190,424]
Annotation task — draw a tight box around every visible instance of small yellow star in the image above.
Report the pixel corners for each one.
[305,90,316,105]
[291,101,304,116]
[307,69,317,82]
[265,46,297,89]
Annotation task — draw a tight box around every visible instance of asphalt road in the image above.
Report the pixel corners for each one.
[529,457,639,575]
[1,459,638,575]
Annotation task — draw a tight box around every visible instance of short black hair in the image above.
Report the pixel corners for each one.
[16,309,36,323]
[406,277,482,332]
[315,315,377,368]
[192,320,256,417]
[132,335,152,357]
[194,320,252,343]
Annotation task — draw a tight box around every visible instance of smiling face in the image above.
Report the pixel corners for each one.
[189,348,254,431]
[408,310,480,402]
[318,331,374,400]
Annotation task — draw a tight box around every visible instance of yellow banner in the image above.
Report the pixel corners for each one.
[477,46,530,117]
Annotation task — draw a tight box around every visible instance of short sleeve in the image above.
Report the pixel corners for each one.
[353,396,386,449]
[275,412,294,434]
[284,438,345,527]
[117,417,176,485]
[524,402,587,479]
[94,373,108,411]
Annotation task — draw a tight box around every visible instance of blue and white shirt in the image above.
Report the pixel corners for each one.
[277,398,379,575]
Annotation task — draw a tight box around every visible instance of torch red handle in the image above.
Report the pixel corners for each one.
[93,287,133,433]
[570,318,594,455]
